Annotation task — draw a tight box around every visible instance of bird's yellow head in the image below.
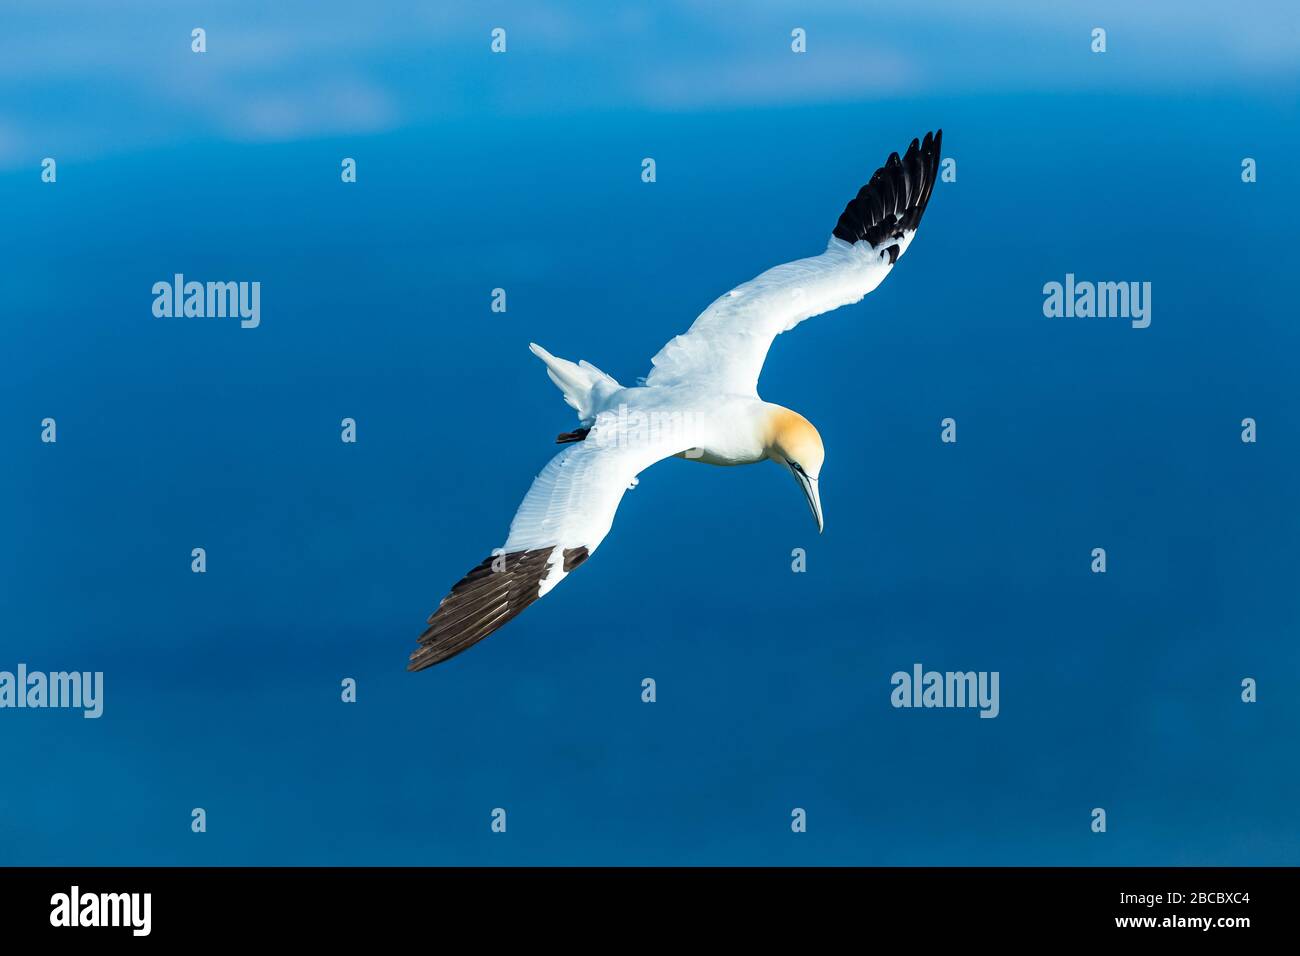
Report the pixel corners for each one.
[765,407,825,533]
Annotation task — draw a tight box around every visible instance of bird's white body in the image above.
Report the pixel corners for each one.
[595,384,775,466]
[499,384,770,553]
[410,130,943,670]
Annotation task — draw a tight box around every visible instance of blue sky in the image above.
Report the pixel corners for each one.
[2,0,1297,167]
[0,1,1297,865]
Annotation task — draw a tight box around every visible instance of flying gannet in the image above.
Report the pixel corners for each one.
[409,130,943,670]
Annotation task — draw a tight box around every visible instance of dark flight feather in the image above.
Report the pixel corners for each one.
[408,546,591,670]
[555,427,591,444]
[832,129,942,248]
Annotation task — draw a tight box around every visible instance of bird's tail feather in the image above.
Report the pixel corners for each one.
[528,343,619,422]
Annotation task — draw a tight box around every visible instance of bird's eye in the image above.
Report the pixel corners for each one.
[789,460,806,476]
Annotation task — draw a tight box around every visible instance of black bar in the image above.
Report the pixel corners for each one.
[0,866,1287,940]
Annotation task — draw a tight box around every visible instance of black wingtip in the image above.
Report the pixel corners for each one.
[407,546,591,671]
[832,130,943,248]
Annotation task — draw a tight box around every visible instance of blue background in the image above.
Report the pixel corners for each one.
[1,1,1297,865]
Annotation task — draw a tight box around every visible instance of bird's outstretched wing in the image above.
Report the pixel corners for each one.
[646,130,942,396]
[408,413,687,670]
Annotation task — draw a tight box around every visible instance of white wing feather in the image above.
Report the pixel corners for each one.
[645,236,900,395]
[504,413,688,554]
[646,129,942,396]
[409,410,689,669]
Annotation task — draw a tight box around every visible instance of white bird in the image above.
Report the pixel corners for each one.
[409,130,942,670]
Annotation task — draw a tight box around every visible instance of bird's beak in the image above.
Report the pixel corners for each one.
[791,468,824,533]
